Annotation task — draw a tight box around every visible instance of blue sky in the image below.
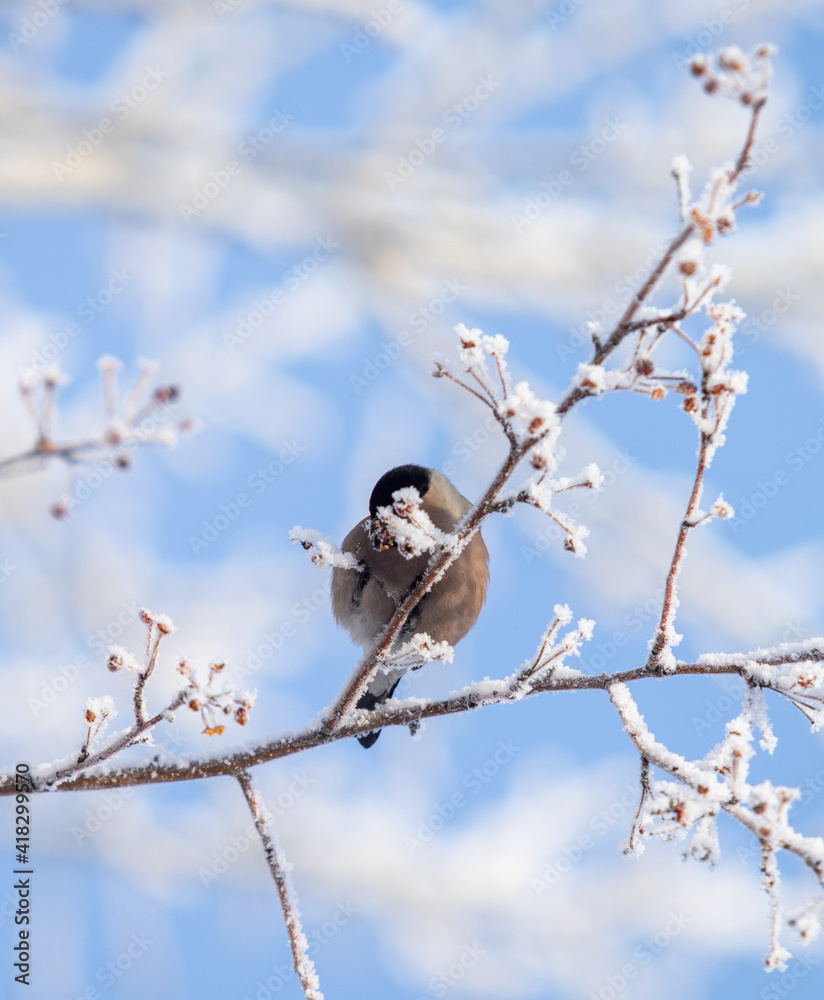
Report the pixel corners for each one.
[1,2,824,999]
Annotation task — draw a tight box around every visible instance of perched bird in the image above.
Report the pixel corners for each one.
[332,464,489,747]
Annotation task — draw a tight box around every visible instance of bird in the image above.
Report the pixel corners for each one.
[331,464,489,747]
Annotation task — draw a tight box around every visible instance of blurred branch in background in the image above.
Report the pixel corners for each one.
[0,356,194,516]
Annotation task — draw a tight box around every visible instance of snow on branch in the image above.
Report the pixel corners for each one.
[290,527,363,570]
[236,771,323,1000]
[40,609,255,790]
[608,681,824,970]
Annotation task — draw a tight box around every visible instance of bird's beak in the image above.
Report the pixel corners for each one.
[369,516,395,551]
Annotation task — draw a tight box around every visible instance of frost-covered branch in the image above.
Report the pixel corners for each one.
[608,679,824,969]
[10,642,824,797]
[0,357,194,516]
[555,45,771,419]
[236,771,323,1000]
[37,609,254,789]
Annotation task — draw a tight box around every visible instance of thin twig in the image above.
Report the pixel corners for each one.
[236,771,323,1000]
[43,688,190,787]
[626,755,651,854]
[646,435,710,669]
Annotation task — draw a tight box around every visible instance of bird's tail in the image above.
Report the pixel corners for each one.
[356,672,403,748]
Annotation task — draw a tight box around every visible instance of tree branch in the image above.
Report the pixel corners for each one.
[236,771,323,1000]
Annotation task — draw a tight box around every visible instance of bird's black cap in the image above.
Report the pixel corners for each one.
[369,464,431,517]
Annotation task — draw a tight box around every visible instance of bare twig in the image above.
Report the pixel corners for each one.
[626,755,651,855]
[646,436,711,670]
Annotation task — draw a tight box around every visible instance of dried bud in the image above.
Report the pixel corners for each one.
[154,385,180,404]
[740,91,753,106]
[115,453,131,469]
[235,706,248,726]
[678,259,697,276]
[140,608,153,625]
[85,708,96,723]
[716,214,734,234]
[651,386,666,402]
[528,416,544,435]
[107,652,123,672]
[704,78,719,94]
[157,619,173,635]
[683,396,699,413]
[689,55,708,77]
[718,49,745,72]
[50,499,69,519]
[188,697,202,711]
[530,452,548,471]
[178,659,191,675]
[635,357,654,376]
[676,381,697,395]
